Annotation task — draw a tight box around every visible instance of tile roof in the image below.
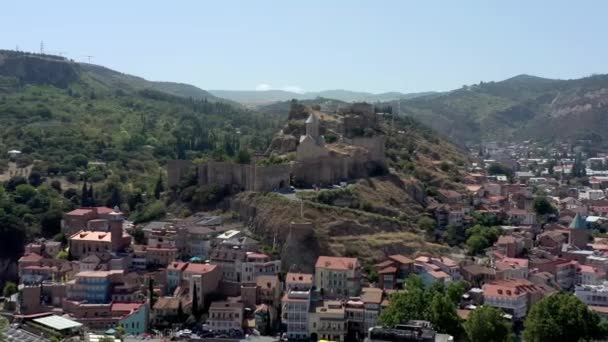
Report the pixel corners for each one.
[66,208,93,216]
[495,258,529,271]
[19,253,43,263]
[256,275,279,288]
[167,261,189,271]
[153,297,181,310]
[69,230,112,242]
[378,266,397,274]
[286,272,313,284]
[375,260,395,268]
[360,288,383,304]
[315,256,359,271]
[388,254,414,265]
[483,279,555,299]
[184,263,217,275]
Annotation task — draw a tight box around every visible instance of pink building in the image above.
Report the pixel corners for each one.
[62,207,117,235]
[68,211,130,259]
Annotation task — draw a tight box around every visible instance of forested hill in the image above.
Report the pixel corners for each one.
[0,50,283,278]
[393,74,608,145]
[0,49,282,168]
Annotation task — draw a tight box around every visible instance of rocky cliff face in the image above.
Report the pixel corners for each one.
[231,189,448,267]
[0,51,80,88]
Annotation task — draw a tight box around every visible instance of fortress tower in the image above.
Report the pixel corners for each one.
[297,113,328,161]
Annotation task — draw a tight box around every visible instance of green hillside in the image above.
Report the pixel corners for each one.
[395,74,608,144]
[0,50,283,264]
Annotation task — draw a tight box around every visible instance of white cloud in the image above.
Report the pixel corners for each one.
[255,83,272,91]
[282,85,304,94]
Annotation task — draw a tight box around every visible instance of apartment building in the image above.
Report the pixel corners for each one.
[208,301,244,333]
[315,256,361,298]
[483,279,555,319]
[282,288,312,340]
[309,301,347,342]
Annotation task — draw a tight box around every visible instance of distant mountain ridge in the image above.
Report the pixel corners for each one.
[80,63,237,104]
[392,73,608,144]
[209,89,437,105]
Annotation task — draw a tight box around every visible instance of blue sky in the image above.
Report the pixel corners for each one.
[1,1,606,93]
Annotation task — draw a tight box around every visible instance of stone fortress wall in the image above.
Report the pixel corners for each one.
[167,103,387,191]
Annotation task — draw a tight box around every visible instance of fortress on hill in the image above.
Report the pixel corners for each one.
[167,102,387,192]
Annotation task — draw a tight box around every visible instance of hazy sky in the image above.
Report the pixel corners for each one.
[1,1,606,93]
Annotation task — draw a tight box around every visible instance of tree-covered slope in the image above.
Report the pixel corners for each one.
[395,73,608,144]
[0,50,285,276]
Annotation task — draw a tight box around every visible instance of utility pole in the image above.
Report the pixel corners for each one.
[84,55,94,63]
[40,41,44,54]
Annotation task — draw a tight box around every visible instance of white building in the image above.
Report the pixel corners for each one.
[579,189,605,201]
[575,282,608,306]
[282,289,311,340]
[240,252,281,283]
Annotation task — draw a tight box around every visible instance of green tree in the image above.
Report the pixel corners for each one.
[177,300,185,321]
[131,227,145,244]
[192,284,200,319]
[446,281,469,304]
[3,281,17,297]
[56,250,69,260]
[235,149,251,164]
[81,180,88,206]
[154,172,164,200]
[148,278,156,308]
[443,224,461,246]
[418,216,436,238]
[109,187,122,208]
[464,306,514,342]
[488,163,513,177]
[428,293,462,337]
[5,176,27,192]
[28,171,43,187]
[379,275,464,338]
[14,184,36,203]
[523,293,601,342]
[379,285,427,327]
[533,197,557,216]
[466,235,489,255]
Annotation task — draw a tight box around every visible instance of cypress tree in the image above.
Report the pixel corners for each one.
[148,278,156,308]
[192,284,199,319]
[81,180,88,206]
[154,172,164,200]
[88,185,95,206]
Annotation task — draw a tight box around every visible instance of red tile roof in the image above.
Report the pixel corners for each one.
[167,262,188,271]
[378,266,397,274]
[315,256,359,271]
[184,263,217,275]
[388,254,414,265]
[111,302,143,313]
[286,273,313,284]
[66,208,93,216]
[483,279,555,299]
[19,253,43,263]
